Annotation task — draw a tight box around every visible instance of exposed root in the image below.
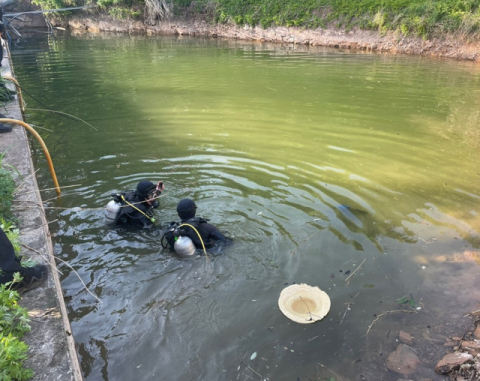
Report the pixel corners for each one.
[144,0,172,25]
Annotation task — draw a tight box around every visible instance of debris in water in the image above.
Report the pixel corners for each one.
[345,270,351,275]
[396,295,416,308]
[250,352,257,360]
[330,273,334,278]
[339,270,343,272]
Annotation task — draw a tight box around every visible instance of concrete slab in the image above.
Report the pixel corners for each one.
[0,40,83,380]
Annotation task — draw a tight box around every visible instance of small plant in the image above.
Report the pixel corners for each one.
[0,151,17,224]
[396,294,416,308]
[0,334,33,381]
[0,218,20,255]
[0,274,33,381]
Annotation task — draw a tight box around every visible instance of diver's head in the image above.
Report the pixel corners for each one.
[177,198,197,221]
[136,180,164,205]
[136,181,156,199]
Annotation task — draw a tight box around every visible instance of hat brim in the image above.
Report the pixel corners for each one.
[278,284,331,324]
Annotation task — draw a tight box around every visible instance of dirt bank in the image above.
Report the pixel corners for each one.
[57,14,480,61]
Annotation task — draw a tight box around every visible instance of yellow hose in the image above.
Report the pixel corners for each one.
[179,223,207,256]
[2,76,25,111]
[0,118,60,195]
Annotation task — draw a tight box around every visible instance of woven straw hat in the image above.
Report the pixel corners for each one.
[278,284,331,324]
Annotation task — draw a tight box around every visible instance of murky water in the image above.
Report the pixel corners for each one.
[11,32,480,380]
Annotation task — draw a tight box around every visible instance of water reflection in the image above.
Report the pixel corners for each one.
[11,33,480,380]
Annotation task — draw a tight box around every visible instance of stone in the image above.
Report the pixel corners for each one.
[399,331,413,345]
[460,340,480,351]
[474,326,480,339]
[435,352,473,374]
[386,344,419,375]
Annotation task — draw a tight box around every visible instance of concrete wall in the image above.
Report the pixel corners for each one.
[0,40,83,381]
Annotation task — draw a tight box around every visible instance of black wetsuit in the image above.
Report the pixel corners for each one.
[165,217,226,249]
[0,227,22,284]
[114,191,158,229]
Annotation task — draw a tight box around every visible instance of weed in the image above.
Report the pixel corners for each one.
[0,274,33,381]
[0,218,20,255]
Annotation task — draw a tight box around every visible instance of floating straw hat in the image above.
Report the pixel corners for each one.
[278,284,331,324]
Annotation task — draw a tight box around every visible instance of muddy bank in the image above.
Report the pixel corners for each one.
[57,14,480,61]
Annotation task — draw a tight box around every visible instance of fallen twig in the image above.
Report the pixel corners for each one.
[13,168,39,195]
[16,183,81,195]
[240,361,268,380]
[345,258,366,284]
[465,308,480,317]
[21,219,58,232]
[21,243,102,304]
[28,108,98,131]
[340,292,360,325]
[366,310,414,335]
[318,362,343,381]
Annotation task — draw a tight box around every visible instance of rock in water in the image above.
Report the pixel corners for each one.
[386,344,419,375]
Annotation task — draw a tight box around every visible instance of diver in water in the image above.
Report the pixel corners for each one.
[162,198,227,255]
[105,180,164,228]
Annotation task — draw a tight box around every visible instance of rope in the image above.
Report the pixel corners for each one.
[121,195,155,223]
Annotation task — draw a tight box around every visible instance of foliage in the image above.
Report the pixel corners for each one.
[0,275,33,381]
[0,77,13,107]
[0,151,17,225]
[0,334,33,381]
[208,0,480,39]
[0,218,20,255]
[31,0,480,39]
[0,275,31,337]
[108,6,142,19]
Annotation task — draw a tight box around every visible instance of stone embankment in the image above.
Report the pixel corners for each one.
[0,46,83,380]
[61,14,480,61]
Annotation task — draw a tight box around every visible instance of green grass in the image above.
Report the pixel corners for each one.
[207,0,480,39]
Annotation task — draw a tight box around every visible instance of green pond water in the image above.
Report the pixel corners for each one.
[11,32,480,380]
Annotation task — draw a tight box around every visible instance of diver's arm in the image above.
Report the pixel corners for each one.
[207,224,226,243]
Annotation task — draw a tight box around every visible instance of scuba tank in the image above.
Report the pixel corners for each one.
[105,197,122,224]
[174,235,196,256]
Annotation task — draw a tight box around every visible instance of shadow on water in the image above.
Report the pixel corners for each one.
[11,32,480,380]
